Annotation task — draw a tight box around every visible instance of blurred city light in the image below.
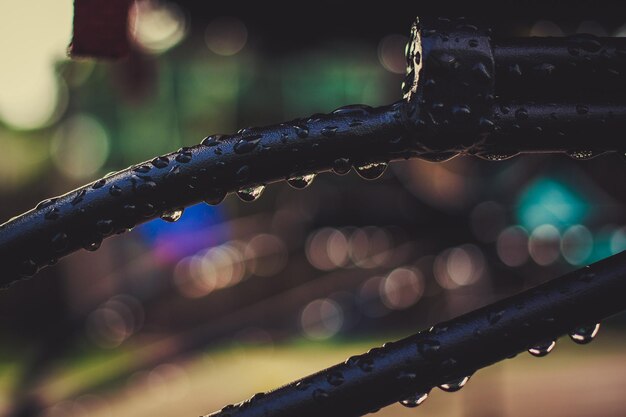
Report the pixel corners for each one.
[50,113,110,180]
[517,178,588,231]
[204,17,248,56]
[377,34,409,74]
[131,0,188,54]
[0,1,71,129]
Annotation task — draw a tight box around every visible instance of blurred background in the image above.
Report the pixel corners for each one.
[1,1,626,416]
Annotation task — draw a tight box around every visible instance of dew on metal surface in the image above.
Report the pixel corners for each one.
[528,340,556,357]
[438,375,470,392]
[287,173,316,189]
[400,390,430,408]
[569,323,600,344]
[161,208,184,223]
[236,185,265,202]
[354,161,388,180]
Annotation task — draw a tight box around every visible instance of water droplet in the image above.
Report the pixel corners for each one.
[357,357,374,372]
[355,161,387,180]
[295,380,311,391]
[176,148,193,163]
[487,309,505,324]
[438,375,470,392]
[332,158,351,175]
[109,185,122,196]
[237,185,265,202]
[567,150,596,160]
[327,371,344,386]
[477,152,518,161]
[71,189,87,205]
[36,198,58,210]
[161,209,184,223]
[569,323,600,344]
[312,388,329,403]
[293,125,309,138]
[44,208,60,220]
[533,63,556,77]
[331,104,372,117]
[576,104,589,115]
[135,180,157,195]
[204,191,227,205]
[133,165,151,173]
[400,391,429,408]
[234,135,262,154]
[83,236,102,251]
[528,340,556,357]
[165,165,181,180]
[515,108,529,120]
[417,339,441,358]
[92,179,106,189]
[321,126,338,137]
[287,173,316,189]
[396,371,416,383]
[472,62,491,81]
[436,53,460,73]
[201,134,225,146]
[151,156,169,168]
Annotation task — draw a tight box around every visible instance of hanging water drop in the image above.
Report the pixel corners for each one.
[569,323,600,344]
[161,209,184,223]
[355,161,387,180]
[439,375,470,392]
[204,191,227,206]
[477,152,518,161]
[287,173,316,189]
[528,340,556,357]
[237,185,265,202]
[567,150,596,160]
[400,391,429,408]
[332,158,351,175]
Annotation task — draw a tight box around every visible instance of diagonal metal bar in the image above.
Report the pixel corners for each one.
[1,98,625,287]
[204,251,626,417]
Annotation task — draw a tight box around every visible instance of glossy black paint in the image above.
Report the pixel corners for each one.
[205,252,626,417]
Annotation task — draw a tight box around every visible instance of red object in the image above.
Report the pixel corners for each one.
[69,0,133,58]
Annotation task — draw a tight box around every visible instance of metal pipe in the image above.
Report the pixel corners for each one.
[0,17,624,287]
[493,36,626,100]
[204,251,626,417]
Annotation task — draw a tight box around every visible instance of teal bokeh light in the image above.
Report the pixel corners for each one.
[516,178,588,231]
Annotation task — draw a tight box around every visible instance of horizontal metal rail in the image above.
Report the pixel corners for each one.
[1,98,625,287]
[1,17,625,286]
[203,251,626,417]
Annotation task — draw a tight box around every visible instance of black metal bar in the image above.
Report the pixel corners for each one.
[204,251,626,417]
[0,17,624,287]
[493,36,626,100]
[2,99,625,287]
[0,103,407,287]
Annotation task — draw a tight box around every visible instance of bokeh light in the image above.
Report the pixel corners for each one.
[497,226,529,267]
[131,0,188,54]
[380,267,424,310]
[528,224,561,266]
[0,1,72,129]
[377,34,409,74]
[300,298,344,340]
[50,114,110,180]
[561,224,593,265]
[205,17,248,56]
